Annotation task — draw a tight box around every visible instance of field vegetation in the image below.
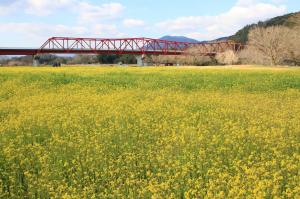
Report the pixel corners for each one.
[0,66,300,198]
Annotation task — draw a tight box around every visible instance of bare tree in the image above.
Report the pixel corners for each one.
[216,50,239,65]
[182,47,215,66]
[284,28,300,65]
[238,46,267,65]
[246,26,299,66]
[68,55,98,65]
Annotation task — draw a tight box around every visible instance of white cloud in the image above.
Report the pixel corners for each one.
[77,2,125,24]
[25,0,74,16]
[0,0,75,16]
[0,22,86,38]
[92,24,127,37]
[236,0,259,6]
[0,0,126,46]
[123,19,145,27]
[237,0,285,6]
[156,0,287,40]
[0,23,73,46]
[0,0,20,15]
[0,22,126,46]
[0,0,124,21]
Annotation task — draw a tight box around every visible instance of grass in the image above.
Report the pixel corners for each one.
[0,66,299,198]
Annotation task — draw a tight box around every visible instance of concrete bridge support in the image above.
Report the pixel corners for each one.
[33,55,40,66]
[136,54,145,66]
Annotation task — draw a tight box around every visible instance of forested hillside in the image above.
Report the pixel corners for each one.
[230,12,300,43]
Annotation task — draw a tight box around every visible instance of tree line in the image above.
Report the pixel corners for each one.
[148,25,300,66]
[0,54,137,66]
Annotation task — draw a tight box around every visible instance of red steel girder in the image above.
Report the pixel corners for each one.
[0,37,244,56]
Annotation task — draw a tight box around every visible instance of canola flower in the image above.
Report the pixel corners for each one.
[0,66,299,198]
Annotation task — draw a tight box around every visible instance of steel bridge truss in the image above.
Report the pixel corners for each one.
[38,37,243,56]
[0,37,243,56]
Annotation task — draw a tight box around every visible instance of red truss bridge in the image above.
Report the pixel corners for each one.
[0,37,243,56]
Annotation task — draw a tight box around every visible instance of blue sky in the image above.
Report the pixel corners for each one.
[0,0,299,47]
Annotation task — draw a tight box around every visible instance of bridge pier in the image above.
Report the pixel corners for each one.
[33,55,40,66]
[136,54,145,66]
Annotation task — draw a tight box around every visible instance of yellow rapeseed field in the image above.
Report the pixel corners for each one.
[0,66,299,198]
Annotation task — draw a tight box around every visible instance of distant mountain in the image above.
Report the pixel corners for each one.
[159,36,199,43]
[159,35,230,44]
[230,11,300,43]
